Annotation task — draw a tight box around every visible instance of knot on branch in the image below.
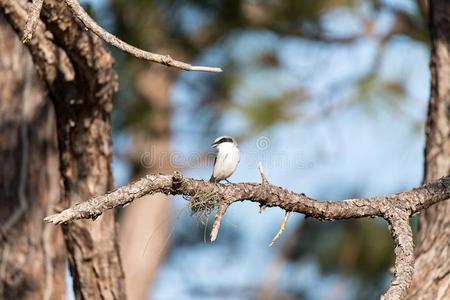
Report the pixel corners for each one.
[161,55,172,65]
[172,171,183,190]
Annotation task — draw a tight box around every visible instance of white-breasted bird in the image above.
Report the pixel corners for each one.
[209,136,240,183]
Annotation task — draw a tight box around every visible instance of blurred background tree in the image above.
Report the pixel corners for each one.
[79,0,430,299]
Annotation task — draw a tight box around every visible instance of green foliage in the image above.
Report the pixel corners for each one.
[290,219,393,280]
[284,218,394,299]
[238,89,305,131]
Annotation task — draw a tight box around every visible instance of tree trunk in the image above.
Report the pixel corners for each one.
[408,0,450,298]
[41,2,126,299]
[0,16,65,299]
[0,0,126,299]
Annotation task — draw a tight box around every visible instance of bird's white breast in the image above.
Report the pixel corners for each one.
[213,143,240,181]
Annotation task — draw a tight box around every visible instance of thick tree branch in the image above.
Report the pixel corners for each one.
[63,0,222,72]
[44,171,450,300]
[44,172,450,225]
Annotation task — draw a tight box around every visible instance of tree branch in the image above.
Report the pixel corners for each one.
[44,172,450,225]
[22,0,43,43]
[269,211,290,247]
[210,202,229,242]
[63,0,222,73]
[382,213,414,300]
[43,170,450,300]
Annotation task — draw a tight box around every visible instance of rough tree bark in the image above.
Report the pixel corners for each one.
[408,0,450,299]
[0,0,126,299]
[0,15,65,299]
[41,2,126,298]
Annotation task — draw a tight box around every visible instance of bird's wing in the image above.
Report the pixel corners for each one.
[210,156,217,182]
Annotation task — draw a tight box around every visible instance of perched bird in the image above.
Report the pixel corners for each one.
[209,136,240,183]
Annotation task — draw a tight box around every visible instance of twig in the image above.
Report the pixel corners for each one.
[258,161,269,213]
[269,211,290,247]
[258,161,269,185]
[257,160,292,244]
[64,0,222,73]
[210,202,229,242]
[22,0,44,43]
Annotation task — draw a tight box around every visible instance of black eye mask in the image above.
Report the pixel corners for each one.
[218,137,233,144]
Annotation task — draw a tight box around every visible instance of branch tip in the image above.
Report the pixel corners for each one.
[44,214,66,225]
[64,0,222,73]
[258,162,269,184]
[269,211,290,247]
[259,204,267,214]
[210,203,229,242]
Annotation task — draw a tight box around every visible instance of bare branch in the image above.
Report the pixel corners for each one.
[43,171,450,300]
[269,211,290,247]
[22,0,43,43]
[258,161,269,185]
[45,173,450,225]
[381,213,414,300]
[258,161,269,213]
[63,0,222,73]
[258,161,291,246]
[210,202,229,242]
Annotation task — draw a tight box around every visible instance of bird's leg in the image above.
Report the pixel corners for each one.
[225,179,232,184]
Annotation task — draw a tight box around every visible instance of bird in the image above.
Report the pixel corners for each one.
[209,136,240,183]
